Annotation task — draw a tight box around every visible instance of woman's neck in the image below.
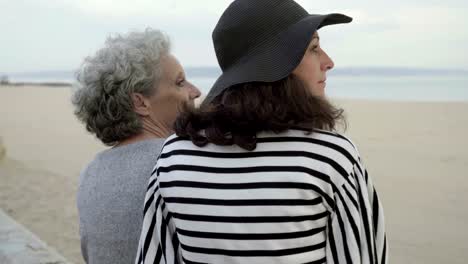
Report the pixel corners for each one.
[115,117,172,147]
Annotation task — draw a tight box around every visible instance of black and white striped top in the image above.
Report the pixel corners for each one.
[136,129,387,264]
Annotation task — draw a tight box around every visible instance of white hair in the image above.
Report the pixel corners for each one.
[72,28,171,145]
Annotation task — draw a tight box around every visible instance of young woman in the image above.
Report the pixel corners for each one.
[136,1,387,263]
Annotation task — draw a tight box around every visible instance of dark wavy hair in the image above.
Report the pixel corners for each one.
[174,75,346,150]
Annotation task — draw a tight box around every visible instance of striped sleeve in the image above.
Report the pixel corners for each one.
[135,172,179,264]
[326,159,388,264]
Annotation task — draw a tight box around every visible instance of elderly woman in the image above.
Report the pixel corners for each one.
[136,1,387,264]
[72,28,200,264]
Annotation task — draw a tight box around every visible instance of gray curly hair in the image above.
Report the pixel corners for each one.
[72,28,171,146]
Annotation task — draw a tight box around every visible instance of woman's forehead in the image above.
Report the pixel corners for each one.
[312,32,320,40]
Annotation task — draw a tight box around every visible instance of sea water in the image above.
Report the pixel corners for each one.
[190,75,468,102]
[4,69,468,102]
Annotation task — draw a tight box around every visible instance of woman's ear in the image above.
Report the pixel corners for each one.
[131,93,150,116]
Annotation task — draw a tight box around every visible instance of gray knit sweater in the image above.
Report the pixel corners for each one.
[77,138,165,264]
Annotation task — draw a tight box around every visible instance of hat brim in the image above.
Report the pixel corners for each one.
[204,13,352,104]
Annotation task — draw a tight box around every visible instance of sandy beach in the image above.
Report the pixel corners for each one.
[1,84,467,263]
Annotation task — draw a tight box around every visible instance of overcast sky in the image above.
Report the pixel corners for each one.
[1,0,467,72]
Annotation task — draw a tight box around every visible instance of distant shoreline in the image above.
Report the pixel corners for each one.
[1,66,468,81]
[0,82,72,87]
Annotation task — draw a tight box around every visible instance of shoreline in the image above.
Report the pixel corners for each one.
[3,79,468,104]
[3,82,468,103]
[1,82,72,87]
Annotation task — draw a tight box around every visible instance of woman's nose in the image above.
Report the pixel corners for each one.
[322,51,335,71]
[189,83,202,99]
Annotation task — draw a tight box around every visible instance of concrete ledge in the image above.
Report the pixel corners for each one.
[0,209,71,264]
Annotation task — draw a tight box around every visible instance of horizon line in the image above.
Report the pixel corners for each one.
[1,66,468,76]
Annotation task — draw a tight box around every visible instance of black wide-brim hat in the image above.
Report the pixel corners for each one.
[204,0,352,104]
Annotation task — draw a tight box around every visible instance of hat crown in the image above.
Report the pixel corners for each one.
[212,0,308,71]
